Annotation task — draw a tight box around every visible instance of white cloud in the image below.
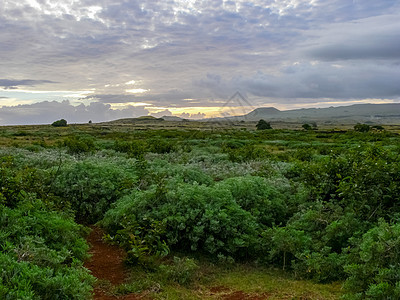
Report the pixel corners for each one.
[126,89,149,94]
[0,100,149,125]
[151,109,172,118]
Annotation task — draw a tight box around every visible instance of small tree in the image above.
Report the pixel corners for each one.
[256,119,272,130]
[51,119,68,127]
[302,123,312,131]
[354,123,370,132]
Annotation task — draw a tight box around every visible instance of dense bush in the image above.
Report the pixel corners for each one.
[1,125,400,298]
[51,160,137,223]
[102,180,263,261]
[0,200,94,299]
[63,136,95,154]
[51,119,67,127]
[106,217,170,266]
[354,123,370,132]
[256,119,272,130]
[344,220,400,299]
[113,140,148,158]
[223,143,270,162]
[217,176,288,226]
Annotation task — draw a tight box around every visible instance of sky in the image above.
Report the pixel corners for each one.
[1,0,400,125]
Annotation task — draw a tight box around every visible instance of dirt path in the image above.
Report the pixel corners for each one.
[84,226,268,300]
[85,226,141,300]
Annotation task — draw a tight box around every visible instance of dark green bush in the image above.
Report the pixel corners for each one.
[344,220,400,299]
[149,139,175,154]
[63,136,95,154]
[105,217,170,266]
[0,200,94,299]
[113,140,148,158]
[354,123,370,132]
[217,176,288,226]
[256,119,272,130]
[223,144,270,162]
[51,119,67,127]
[264,203,365,282]
[52,160,137,222]
[101,181,261,260]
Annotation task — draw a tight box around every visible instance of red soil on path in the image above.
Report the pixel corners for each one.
[84,226,268,300]
[85,226,142,300]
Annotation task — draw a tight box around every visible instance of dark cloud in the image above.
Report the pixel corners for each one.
[0,100,148,125]
[85,94,138,103]
[304,14,400,61]
[0,79,56,89]
[197,62,400,100]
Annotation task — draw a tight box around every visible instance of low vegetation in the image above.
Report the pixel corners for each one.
[0,121,399,299]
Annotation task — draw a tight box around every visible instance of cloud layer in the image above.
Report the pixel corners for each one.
[1,1,399,124]
[0,101,148,125]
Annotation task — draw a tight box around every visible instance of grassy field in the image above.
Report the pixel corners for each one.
[1,120,399,299]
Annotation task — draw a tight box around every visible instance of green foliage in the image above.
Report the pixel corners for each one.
[354,123,370,132]
[0,200,94,299]
[302,123,312,130]
[113,140,148,158]
[105,217,169,266]
[102,180,263,260]
[223,143,270,162]
[218,176,288,226]
[256,119,272,130]
[1,123,400,298]
[344,220,400,299]
[0,156,58,208]
[149,139,175,154]
[51,119,67,127]
[157,257,199,285]
[51,160,137,223]
[63,136,95,154]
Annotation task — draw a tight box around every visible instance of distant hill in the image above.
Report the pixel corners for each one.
[102,116,164,124]
[102,103,400,126]
[226,103,400,124]
[161,115,184,121]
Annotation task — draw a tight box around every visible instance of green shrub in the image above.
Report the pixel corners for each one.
[51,119,67,127]
[158,257,199,285]
[223,144,270,162]
[0,157,57,208]
[0,200,94,299]
[105,217,170,266]
[102,181,261,260]
[256,119,272,130]
[354,123,370,132]
[113,140,148,158]
[149,139,175,154]
[63,136,95,154]
[344,220,400,299]
[264,203,364,282]
[217,176,288,226]
[52,160,137,222]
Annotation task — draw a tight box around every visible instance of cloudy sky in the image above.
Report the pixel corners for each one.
[1,0,399,125]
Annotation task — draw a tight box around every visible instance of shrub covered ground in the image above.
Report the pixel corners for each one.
[0,122,399,299]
